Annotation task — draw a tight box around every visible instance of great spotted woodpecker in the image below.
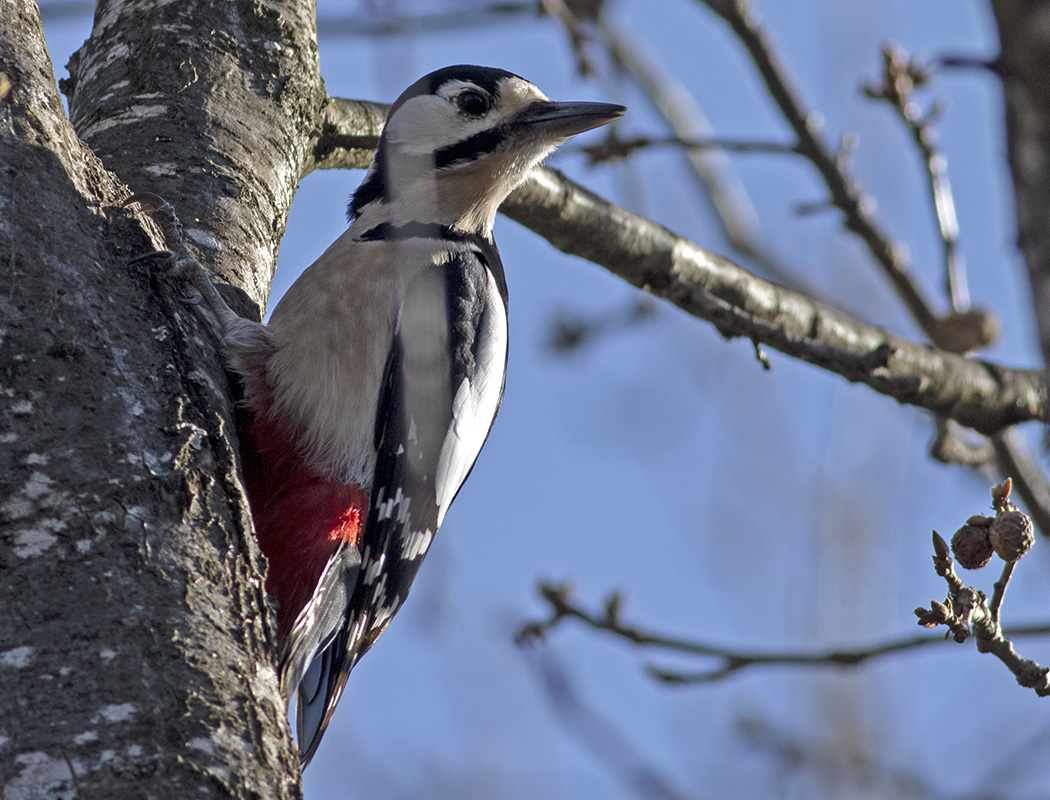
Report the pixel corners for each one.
[137,65,624,766]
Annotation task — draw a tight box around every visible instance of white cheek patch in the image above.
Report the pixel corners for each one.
[385,76,550,159]
[386,95,493,156]
[385,96,453,153]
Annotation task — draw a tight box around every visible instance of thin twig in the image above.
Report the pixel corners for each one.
[988,560,1016,627]
[540,0,600,77]
[518,581,1050,685]
[929,417,996,468]
[314,2,533,37]
[694,0,941,336]
[546,297,657,353]
[526,650,695,800]
[915,487,1050,697]
[578,134,800,162]
[993,430,1050,537]
[598,14,809,292]
[738,715,944,799]
[863,43,969,311]
[689,0,1050,537]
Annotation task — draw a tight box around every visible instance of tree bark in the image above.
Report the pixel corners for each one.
[991,0,1050,370]
[1,0,316,795]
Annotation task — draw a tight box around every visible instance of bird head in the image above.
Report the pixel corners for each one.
[348,65,625,236]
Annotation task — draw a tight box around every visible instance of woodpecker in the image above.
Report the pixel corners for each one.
[136,65,623,766]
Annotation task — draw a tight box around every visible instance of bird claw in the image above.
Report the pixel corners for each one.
[127,248,177,271]
[125,192,189,262]
[124,192,174,216]
[125,192,236,318]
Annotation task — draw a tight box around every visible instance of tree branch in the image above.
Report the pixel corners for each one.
[502,168,1045,434]
[917,533,1050,696]
[516,582,1050,685]
[597,13,810,294]
[599,6,1050,524]
[864,44,970,312]
[991,0,1050,368]
[577,133,800,160]
[695,0,949,339]
[993,430,1050,535]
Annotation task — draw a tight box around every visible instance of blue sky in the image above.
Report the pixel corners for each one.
[42,2,1050,797]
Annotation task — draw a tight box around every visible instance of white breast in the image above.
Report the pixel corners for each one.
[264,230,478,486]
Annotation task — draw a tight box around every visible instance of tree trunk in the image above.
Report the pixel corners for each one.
[0,0,323,795]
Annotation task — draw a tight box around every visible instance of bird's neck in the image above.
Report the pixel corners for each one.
[351,148,538,239]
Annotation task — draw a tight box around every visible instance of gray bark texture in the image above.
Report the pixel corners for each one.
[1,0,318,796]
[992,0,1050,369]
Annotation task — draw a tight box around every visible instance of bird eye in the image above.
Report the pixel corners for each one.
[456,90,491,117]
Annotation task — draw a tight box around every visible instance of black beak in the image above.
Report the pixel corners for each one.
[519,101,626,138]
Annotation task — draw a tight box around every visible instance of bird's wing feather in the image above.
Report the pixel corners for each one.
[294,244,508,765]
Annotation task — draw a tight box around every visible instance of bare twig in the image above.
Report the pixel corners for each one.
[578,133,799,163]
[525,649,696,800]
[988,560,1016,627]
[546,297,657,353]
[598,15,808,292]
[951,553,1049,693]
[689,0,1050,542]
[502,168,1046,435]
[915,483,1050,696]
[518,581,1050,685]
[990,2,1050,369]
[738,715,944,799]
[314,2,534,37]
[540,0,601,76]
[993,430,1050,537]
[863,43,970,313]
[929,417,996,468]
[694,0,942,336]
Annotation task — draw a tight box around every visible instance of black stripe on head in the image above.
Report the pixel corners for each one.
[388,65,521,117]
[434,127,507,170]
[347,146,388,221]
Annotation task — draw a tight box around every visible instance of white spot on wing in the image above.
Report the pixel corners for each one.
[362,553,386,585]
[402,528,433,560]
[371,572,389,603]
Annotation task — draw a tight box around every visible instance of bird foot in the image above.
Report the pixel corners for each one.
[125,193,231,318]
